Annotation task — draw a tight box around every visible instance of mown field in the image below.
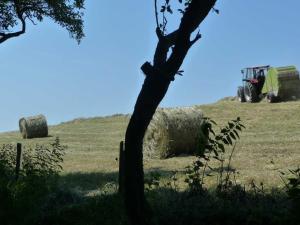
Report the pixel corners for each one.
[0,99,299,194]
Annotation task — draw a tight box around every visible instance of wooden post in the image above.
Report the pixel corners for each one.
[15,143,22,181]
[118,141,125,194]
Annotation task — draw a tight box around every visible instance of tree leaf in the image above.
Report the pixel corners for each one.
[233,130,240,139]
[160,6,166,12]
[167,5,173,14]
[230,132,236,140]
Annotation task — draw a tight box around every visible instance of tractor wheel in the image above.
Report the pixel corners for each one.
[237,86,246,102]
[244,83,259,103]
[267,93,277,103]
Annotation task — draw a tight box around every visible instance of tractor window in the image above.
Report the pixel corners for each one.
[253,69,266,79]
[259,69,265,76]
[253,70,257,79]
[246,69,253,79]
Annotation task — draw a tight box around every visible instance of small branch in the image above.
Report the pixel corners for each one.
[190,30,202,46]
[154,0,159,29]
[161,0,217,77]
[155,27,163,40]
[153,29,178,67]
[25,15,37,25]
[224,142,237,186]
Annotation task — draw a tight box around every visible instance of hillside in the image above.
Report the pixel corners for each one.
[0,100,300,192]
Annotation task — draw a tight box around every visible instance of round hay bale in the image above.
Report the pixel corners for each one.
[19,114,48,139]
[143,106,206,159]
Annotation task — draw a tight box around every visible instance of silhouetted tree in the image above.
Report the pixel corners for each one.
[0,0,84,44]
[124,0,217,224]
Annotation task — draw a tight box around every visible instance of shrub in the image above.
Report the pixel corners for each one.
[0,137,67,225]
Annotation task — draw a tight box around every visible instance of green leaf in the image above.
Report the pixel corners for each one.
[177,9,184,14]
[230,132,236,140]
[167,5,173,14]
[221,128,227,134]
[226,136,233,145]
[213,149,219,156]
[208,127,215,136]
[222,138,229,145]
[215,135,222,141]
[228,122,234,128]
[206,144,213,151]
[217,143,225,152]
[213,156,222,161]
[233,130,240,139]
[288,178,300,186]
[210,119,217,125]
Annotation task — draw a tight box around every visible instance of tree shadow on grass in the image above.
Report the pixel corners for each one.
[147,186,298,225]
[59,168,176,195]
[46,181,298,225]
[43,168,300,225]
[59,171,119,194]
[55,162,299,225]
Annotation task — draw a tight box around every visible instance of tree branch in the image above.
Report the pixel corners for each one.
[154,0,159,29]
[153,28,178,67]
[190,30,202,46]
[147,0,216,80]
[0,1,26,44]
[161,0,217,78]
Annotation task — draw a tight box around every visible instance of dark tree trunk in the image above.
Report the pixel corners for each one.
[124,1,217,224]
[124,73,171,225]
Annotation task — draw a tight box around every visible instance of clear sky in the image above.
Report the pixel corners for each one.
[1,0,300,132]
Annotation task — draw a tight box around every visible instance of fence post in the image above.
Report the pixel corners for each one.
[118,141,125,195]
[15,143,22,181]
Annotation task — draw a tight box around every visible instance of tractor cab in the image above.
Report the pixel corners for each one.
[241,66,269,83]
[238,65,270,102]
[238,65,300,103]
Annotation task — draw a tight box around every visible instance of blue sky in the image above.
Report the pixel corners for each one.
[1,0,300,132]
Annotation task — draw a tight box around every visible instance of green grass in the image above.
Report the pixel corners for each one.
[1,100,300,193]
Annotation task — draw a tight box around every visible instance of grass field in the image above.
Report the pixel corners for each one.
[0,99,299,194]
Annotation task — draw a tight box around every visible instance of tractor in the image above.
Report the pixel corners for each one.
[237,65,300,103]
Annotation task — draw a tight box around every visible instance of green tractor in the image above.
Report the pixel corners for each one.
[237,65,300,103]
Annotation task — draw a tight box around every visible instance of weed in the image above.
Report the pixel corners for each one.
[185,117,245,193]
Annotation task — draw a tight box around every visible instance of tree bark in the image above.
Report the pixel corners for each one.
[124,1,217,224]
[124,73,171,225]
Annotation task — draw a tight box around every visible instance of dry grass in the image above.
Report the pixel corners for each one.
[0,100,299,192]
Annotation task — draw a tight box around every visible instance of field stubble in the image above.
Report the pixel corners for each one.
[0,101,299,193]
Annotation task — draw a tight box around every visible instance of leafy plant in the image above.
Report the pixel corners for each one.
[145,171,161,191]
[0,137,67,225]
[283,167,300,198]
[280,166,300,218]
[185,117,245,193]
[21,137,66,177]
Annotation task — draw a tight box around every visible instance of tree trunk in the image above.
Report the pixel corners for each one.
[123,1,217,224]
[124,73,171,225]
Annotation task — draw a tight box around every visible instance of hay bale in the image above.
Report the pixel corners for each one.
[143,106,206,159]
[19,114,48,139]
